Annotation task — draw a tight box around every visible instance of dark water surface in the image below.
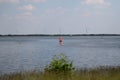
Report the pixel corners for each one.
[0,36,120,73]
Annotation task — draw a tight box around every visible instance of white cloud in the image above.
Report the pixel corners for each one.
[82,12,91,16]
[18,4,35,12]
[25,0,46,3]
[0,0,19,4]
[83,0,111,6]
[45,7,69,16]
[22,12,32,16]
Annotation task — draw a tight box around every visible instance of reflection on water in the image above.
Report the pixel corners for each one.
[0,36,120,73]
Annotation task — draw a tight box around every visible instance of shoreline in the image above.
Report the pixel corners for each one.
[0,34,120,36]
[0,66,120,80]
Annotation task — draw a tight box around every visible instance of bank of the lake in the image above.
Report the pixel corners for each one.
[0,66,120,80]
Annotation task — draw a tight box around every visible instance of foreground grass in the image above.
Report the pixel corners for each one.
[0,66,120,80]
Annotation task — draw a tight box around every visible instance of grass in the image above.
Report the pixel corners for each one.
[0,66,120,80]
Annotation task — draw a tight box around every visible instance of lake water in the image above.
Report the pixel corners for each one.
[0,36,120,73]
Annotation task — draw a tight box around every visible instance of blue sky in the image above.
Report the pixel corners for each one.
[0,0,120,34]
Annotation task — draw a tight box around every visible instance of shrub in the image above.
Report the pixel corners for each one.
[45,53,74,72]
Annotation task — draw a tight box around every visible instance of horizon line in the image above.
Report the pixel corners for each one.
[0,34,120,36]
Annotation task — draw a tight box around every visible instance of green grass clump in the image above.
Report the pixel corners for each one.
[44,53,74,72]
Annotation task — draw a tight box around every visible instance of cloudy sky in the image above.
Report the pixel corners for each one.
[0,0,120,34]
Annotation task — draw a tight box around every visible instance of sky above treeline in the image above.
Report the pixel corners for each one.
[0,0,120,34]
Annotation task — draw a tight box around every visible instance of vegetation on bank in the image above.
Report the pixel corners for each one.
[1,67,120,80]
[0,54,120,80]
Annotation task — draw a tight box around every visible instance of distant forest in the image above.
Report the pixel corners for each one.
[0,34,120,36]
